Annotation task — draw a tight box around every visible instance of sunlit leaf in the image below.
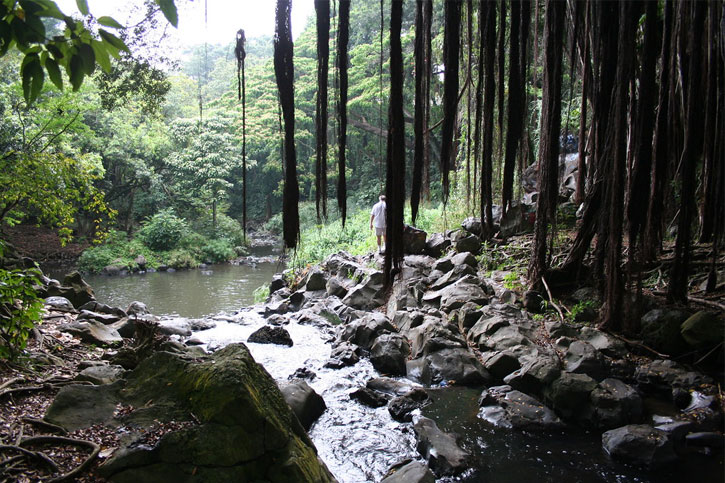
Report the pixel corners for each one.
[76,0,89,16]
[97,16,124,29]
[91,39,111,72]
[44,56,63,89]
[99,29,129,53]
[156,0,178,28]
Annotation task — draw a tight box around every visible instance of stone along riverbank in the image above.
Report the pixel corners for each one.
[7,226,723,482]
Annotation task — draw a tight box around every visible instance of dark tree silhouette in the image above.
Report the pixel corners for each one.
[411,0,432,224]
[274,0,299,249]
[502,0,522,216]
[384,0,405,285]
[440,0,461,203]
[234,29,247,239]
[480,0,497,235]
[315,0,330,223]
[337,0,350,227]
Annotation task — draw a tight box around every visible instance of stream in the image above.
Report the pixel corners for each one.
[68,260,722,483]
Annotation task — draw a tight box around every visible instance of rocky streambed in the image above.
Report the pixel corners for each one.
[22,227,725,482]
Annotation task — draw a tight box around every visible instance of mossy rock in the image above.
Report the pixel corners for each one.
[101,344,335,482]
[681,311,724,348]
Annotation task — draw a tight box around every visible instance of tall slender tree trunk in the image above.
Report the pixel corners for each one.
[274,0,299,249]
[337,0,350,226]
[384,0,405,285]
[503,0,522,215]
[481,0,497,234]
[529,0,564,289]
[412,0,432,224]
[440,0,462,203]
[315,1,330,223]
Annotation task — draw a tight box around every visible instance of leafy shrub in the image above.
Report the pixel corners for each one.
[177,231,208,261]
[253,285,269,304]
[167,249,199,269]
[138,208,188,251]
[196,213,247,248]
[79,230,158,273]
[0,264,43,360]
[201,239,236,263]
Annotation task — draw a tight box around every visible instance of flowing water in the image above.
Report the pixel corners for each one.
[72,262,723,483]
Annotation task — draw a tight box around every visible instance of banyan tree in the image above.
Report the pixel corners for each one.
[273,0,723,325]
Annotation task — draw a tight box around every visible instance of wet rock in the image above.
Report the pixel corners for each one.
[454,235,481,254]
[59,320,123,346]
[425,232,451,258]
[640,308,690,356]
[413,416,469,476]
[564,340,607,380]
[381,460,435,483]
[404,254,437,273]
[76,364,126,385]
[602,424,677,469]
[134,255,147,269]
[386,281,422,314]
[188,319,216,331]
[404,224,427,254]
[586,378,643,429]
[248,325,293,346]
[478,388,563,429]
[578,326,627,357]
[44,296,75,312]
[44,271,95,308]
[450,251,478,269]
[110,319,136,339]
[370,333,410,376]
[504,355,561,394]
[544,372,597,419]
[423,276,489,313]
[337,312,395,350]
[323,251,363,278]
[76,309,123,325]
[392,310,425,333]
[350,387,390,408]
[634,359,714,394]
[685,432,725,448]
[409,348,489,386]
[455,302,484,330]
[289,367,316,381]
[388,388,429,422]
[269,274,286,295]
[408,320,466,359]
[482,350,521,381]
[366,377,416,396]
[79,301,127,319]
[126,301,150,317]
[680,311,724,348]
[157,318,192,337]
[327,341,361,367]
[304,267,328,291]
[281,380,326,431]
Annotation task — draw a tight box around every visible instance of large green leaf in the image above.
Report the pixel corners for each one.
[69,53,84,91]
[90,39,111,72]
[76,0,89,16]
[97,16,124,29]
[78,42,96,75]
[156,0,178,28]
[99,29,129,53]
[21,54,44,103]
[44,56,63,89]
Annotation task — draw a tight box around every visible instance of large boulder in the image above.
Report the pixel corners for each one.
[423,276,489,313]
[337,312,395,350]
[404,225,427,254]
[425,232,451,258]
[680,311,724,348]
[413,417,469,476]
[503,355,561,394]
[585,378,643,429]
[408,347,489,386]
[248,325,294,346]
[281,380,326,431]
[342,271,386,310]
[44,271,95,308]
[304,267,328,292]
[563,340,607,380]
[370,333,410,376]
[640,308,690,356]
[59,320,123,346]
[45,382,123,431]
[454,235,481,254]
[602,424,677,469]
[408,320,466,359]
[388,388,430,422]
[76,364,126,386]
[478,387,563,429]
[96,345,335,482]
[544,372,597,420]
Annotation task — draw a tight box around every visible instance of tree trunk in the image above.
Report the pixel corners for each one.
[503,0,522,215]
[337,0,350,226]
[315,0,330,223]
[412,0,432,224]
[440,0,462,203]
[274,0,299,249]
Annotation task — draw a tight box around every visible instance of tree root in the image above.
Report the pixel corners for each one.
[19,436,100,483]
[20,418,67,435]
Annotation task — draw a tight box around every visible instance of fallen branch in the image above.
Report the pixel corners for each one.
[541,276,565,322]
[0,385,48,399]
[605,332,670,359]
[20,436,100,483]
[688,296,725,311]
[0,377,24,391]
[694,342,724,366]
[0,444,59,473]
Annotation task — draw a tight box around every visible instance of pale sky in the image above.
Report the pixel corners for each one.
[55,0,316,45]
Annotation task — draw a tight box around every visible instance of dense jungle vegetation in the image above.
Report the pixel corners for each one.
[1,0,723,358]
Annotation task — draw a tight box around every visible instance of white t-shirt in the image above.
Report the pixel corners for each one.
[371,200,386,228]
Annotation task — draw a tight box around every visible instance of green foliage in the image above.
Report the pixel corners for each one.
[0,243,43,359]
[78,230,158,272]
[253,284,269,304]
[166,248,199,270]
[138,208,188,251]
[0,0,178,104]
[503,272,524,291]
[567,300,601,323]
[201,239,235,263]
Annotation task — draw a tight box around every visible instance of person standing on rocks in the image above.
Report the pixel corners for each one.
[370,195,387,254]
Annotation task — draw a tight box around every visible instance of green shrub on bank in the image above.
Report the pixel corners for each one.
[138,208,188,251]
[167,249,199,269]
[202,239,236,263]
[79,230,159,272]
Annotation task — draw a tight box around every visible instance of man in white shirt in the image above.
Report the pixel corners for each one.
[369,195,386,254]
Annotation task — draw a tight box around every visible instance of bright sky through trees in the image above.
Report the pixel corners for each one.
[55,0,315,44]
